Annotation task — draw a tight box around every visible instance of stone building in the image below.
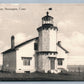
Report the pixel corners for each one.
[2,12,69,73]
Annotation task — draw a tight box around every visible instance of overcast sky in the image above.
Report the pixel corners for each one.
[0,4,84,65]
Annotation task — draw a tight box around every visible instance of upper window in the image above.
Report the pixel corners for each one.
[22,57,32,66]
[57,58,64,65]
[34,43,38,50]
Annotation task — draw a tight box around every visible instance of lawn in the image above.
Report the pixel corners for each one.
[0,72,84,81]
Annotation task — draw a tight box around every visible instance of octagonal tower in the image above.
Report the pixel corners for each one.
[37,12,58,73]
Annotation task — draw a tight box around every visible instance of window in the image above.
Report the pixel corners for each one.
[22,57,32,66]
[34,43,38,50]
[23,59,30,65]
[57,58,64,65]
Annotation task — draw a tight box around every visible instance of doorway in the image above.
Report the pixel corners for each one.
[50,58,55,70]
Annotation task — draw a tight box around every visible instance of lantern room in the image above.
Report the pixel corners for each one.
[42,12,53,25]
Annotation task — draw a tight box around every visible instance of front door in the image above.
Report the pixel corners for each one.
[50,58,55,70]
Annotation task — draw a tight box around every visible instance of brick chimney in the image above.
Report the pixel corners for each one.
[11,35,15,49]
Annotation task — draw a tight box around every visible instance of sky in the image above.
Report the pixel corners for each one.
[0,4,84,65]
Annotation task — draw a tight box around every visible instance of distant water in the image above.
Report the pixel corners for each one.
[68,65,84,72]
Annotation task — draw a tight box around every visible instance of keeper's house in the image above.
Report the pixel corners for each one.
[2,12,69,73]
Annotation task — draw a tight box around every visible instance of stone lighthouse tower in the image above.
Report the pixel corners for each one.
[37,12,58,73]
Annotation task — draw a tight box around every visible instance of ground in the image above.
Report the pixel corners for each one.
[0,71,84,81]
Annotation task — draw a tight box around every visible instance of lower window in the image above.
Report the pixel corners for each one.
[57,58,64,65]
[22,57,32,66]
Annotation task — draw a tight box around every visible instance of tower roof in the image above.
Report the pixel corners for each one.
[42,12,53,21]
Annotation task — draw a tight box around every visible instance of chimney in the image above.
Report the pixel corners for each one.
[11,35,15,49]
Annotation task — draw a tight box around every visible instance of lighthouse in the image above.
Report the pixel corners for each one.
[37,12,58,73]
[2,11,69,73]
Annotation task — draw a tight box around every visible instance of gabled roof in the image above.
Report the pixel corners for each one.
[57,41,69,53]
[15,37,38,48]
[2,37,69,54]
[2,37,38,54]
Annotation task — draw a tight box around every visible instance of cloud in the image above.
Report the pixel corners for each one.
[3,45,10,51]
[57,19,75,34]
[57,20,73,28]
[0,41,4,47]
[0,41,10,53]
[15,32,33,45]
[58,31,84,65]
[71,32,84,46]
[58,31,84,56]
[0,41,5,52]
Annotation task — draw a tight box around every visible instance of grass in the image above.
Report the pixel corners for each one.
[0,72,84,81]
